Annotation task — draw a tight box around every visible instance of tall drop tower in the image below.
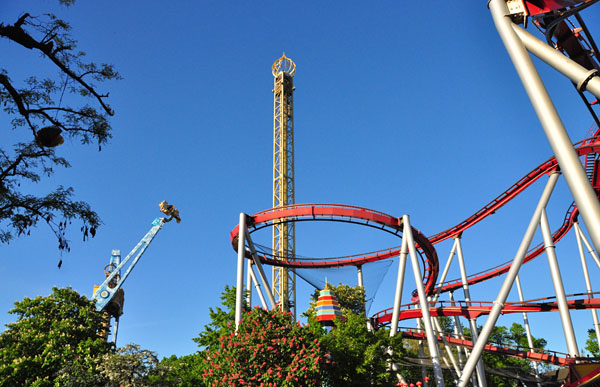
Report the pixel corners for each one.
[272,53,296,316]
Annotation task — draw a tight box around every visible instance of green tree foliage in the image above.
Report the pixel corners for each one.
[201,307,327,386]
[586,329,599,357]
[154,353,207,387]
[304,282,367,317]
[321,310,406,386]
[0,287,113,386]
[193,285,248,350]
[96,344,172,387]
[465,322,547,386]
[0,0,120,251]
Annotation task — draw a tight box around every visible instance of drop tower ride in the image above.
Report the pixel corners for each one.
[272,53,296,316]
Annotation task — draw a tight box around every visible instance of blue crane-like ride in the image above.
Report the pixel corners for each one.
[92,201,180,343]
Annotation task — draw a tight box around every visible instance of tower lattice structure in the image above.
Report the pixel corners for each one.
[271,53,296,316]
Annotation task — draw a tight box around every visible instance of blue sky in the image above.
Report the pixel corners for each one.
[1,1,600,360]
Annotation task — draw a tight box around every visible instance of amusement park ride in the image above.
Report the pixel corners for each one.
[230,1,600,386]
[92,201,180,343]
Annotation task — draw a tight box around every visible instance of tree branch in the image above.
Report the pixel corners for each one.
[0,14,115,115]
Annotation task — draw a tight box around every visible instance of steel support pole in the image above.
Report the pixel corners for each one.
[575,222,600,270]
[434,239,458,300]
[404,214,445,387]
[513,25,600,100]
[490,0,600,258]
[235,213,247,330]
[113,316,119,345]
[455,237,487,387]
[246,260,253,307]
[540,209,580,356]
[432,314,461,380]
[390,236,409,337]
[448,291,467,369]
[357,265,364,288]
[457,172,559,387]
[245,229,277,309]
[417,317,429,387]
[575,222,600,344]
[248,264,268,309]
[515,275,542,387]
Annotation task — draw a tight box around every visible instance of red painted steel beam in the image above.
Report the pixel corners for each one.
[372,297,600,327]
[400,329,572,366]
[230,203,439,294]
[230,141,600,299]
[524,1,588,16]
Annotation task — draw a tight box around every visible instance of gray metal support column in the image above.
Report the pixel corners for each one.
[390,236,409,337]
[575,222,600,345]
[246,260,253,306]
[417,317,429,387]
[245,230,277,309]
[448,291,468,368]
[434,239,458,301]
[457,172,559,387]
[540,209,579,356]
[575,223,600,270]
[432,314,461,380]
[357,265,364,288]
[405,214,445,387]
[235,213,247,330]
[113,316,119,345]
[515,275,542,387]
[248,264,268,309]
[455,237,487,387]
[490,0,600,258]
[513,25,600,100]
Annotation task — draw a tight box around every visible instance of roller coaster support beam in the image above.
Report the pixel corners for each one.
[574,222,600,345]
[515,275,542,387]
[490,0,600,261]
[434,240,458,300]
[405,214,445,387]
[248,263,268,310]
[456,236,487,387]
[449,291,468,368]
[416,318,430,387]
[390,235,408,337]
[244,227,277,310]
[457,171,559,387]
[431,239,463,382]
[235,213,247,330]
[540,209,579,356]
[575,222,600,270]
[513,25,600,99]
[432,314,461,380]
[246,260,253,307]
[357,265,364,288]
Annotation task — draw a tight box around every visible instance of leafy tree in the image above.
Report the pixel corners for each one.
[193,285,248,350]
[0,287,113,386]
[154,353,207,387]
[0,0,120,251]
[462,323,547,387]
[586,328,599,357]
[96,344,173,387]
[321,310,407,386]
[304,282,367,317]
[201,307,327,386]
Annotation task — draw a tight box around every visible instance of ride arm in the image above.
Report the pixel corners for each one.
[92,217,166,311]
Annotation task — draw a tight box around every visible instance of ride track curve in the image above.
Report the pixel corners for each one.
[230,137,600,302]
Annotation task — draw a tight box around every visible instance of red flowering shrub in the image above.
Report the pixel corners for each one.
[201,307,327,386]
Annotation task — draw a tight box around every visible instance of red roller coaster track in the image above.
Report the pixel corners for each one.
[372,294,600,329]
[231,139,600,299]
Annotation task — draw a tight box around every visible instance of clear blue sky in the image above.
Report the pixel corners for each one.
[1,1,600,360]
